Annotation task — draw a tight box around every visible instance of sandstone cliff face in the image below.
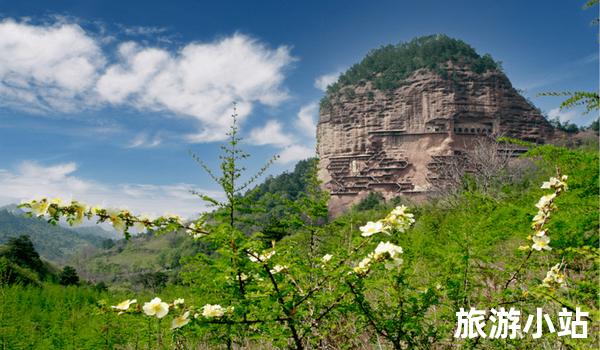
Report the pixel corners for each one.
[316,64,554,215]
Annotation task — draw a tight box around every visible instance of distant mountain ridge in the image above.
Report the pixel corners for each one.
[0,205,115,264]
[73,158,320,284]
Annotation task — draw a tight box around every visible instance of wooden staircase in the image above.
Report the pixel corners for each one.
[327,150,413,195]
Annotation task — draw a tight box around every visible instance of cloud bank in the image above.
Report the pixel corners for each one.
[247,102,318,164]
[548,107,577,123]
[314,71,341,91]
[0,19,294,142]
[0,161,219,219]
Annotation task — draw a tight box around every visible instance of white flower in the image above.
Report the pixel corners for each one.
[134,222,146,233]
[532,235,551,251]
[373,241,403,260]
[111,299,137,311]
[542,263,566,289]
[166,213,183,224]
[171,311,190,329]
[143,297,169,318]
[29,199,49,217]
[202,304,225,318]
[106,208,127,233]
[270,265,288,274]
[72,202,87,226]
[360,221,384,237]
[382,206,416,232]
[90,206,102,215]
[532,210,548,226]
[535,229,548,237]
[372,241,404,270]
[188,231,204,239]
[173,298,185,306]
[321,254,333,263]
[390,205,409,216]
[535,193,556,211]
[541,176,568,192]
[186,222,205,239]
[541,178,557,189]
[353,256,372,275]
[248,250,276,263]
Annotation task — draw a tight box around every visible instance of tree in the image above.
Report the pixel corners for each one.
[321,35,501,109]
[355,192,385,211]
[548,117,581,133]
[5,235,44,274]
[136,271,168,292]
[101,238,115,250]
[590,118,599,132]
[539,91,599,116]
[432,136,518,198]
[59,265,79,286]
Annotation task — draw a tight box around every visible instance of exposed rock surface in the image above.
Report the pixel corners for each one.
[317,63,555,216]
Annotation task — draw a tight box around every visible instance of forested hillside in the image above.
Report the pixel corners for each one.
[321,34,501,106]
[73,158,321,285]
[0,206,112,263]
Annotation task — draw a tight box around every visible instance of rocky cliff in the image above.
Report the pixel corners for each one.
[316,35,555,215]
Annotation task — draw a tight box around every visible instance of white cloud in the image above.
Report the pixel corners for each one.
[247,120,294,147]
[96,42,169,105]
[247,102,318,164]
[0,161,220,219]
[127,132,162,148]
[277,144,314,164]
[120,25,168,37]
[98,34,293,142]
[314,71,341,91]
[0,19,104,112]
[0,19,294,142]
[548,108,577,123]
[295,102,318,138]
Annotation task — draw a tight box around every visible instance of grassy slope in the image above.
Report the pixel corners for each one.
[0,284,207,349]
[72,230,213,287]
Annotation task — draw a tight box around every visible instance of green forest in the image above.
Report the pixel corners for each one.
[320,35,500,108]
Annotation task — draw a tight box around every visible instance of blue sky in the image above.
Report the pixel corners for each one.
[0,0,597,217]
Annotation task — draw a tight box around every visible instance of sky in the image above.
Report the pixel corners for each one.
[0,0,597,218]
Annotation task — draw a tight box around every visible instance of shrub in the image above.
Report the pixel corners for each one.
[59,266,79,286]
